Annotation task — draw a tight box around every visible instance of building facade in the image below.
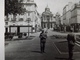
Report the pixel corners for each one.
[55,12,61,26]
[5,0,41,33]
[54,12,63,31]
[61,15,63,25]
[70,3,80,32]
[41,6,55,29]
[62,1,80,32]
[63,2,73,32]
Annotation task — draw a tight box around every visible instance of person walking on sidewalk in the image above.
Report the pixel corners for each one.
[67,30,76,60]
[39,30,47,53]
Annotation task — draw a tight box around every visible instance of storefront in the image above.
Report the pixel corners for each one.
[9,25,33,34]
[71,23,80,32]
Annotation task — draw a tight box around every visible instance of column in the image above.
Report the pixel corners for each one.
[17,26,20,34]
[43,23,44,28]
[44,23,45,28]
[5,27,8,33]
[51,23,52,28]
[46,23,47,28]
[43,16,44,21]
[42,22,43,29]
[50,16,52,22]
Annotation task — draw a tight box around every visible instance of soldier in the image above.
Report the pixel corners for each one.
[39,30,47,53]
[67,30,76,60]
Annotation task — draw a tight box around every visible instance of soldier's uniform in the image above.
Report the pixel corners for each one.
[67,33,76,60]
[39,31,47,53]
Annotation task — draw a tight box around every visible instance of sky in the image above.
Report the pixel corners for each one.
[34,0,80,15]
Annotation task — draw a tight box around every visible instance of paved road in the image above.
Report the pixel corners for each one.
[30,30,67,37]
[5,30,80,60]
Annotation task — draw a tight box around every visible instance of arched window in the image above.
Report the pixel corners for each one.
[19,18,23,21]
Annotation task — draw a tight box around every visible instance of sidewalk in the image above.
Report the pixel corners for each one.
[5,35,35,46]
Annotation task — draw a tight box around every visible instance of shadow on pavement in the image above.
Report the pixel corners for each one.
[31,51,41,53]
[55,57,68,60]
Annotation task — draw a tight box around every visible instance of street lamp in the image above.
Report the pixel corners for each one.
[27,18,31,37]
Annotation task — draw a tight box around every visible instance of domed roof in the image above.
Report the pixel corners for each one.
[56,12,60,16]
[42,5,53,16]
[45,5,50,11]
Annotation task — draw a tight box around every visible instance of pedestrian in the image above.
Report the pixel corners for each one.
[39,30,47,53]
[67,29,76,60]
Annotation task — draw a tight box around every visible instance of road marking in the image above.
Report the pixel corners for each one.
[49,37,80,54]
[76,41,80,44]
[76,43,80,47]
[52,42,80,54]
[52,42,62,54]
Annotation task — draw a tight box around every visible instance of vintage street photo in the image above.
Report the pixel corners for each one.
[5,0,80,60]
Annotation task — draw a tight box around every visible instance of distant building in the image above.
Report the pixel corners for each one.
[62,1,80,32]
[70,2,80,32]
[61,15,63,25]
[55,12,63,31]
[55,12,61,26]
[41,6,55,29]
[5,0,41,33]
[63,2,73,25]
[63,2,73,31]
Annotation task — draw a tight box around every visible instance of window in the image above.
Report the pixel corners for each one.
[47,16,50,20]
[13,24,15,26]
[47,16,49,18]
[44,23,46,28]
[51,16,53,20]
[44,16,46,20]
[28,13,30,16]
[27,0,30,2]
[11,18,16,21]
[5,22,8,25]
[51,23,52,28]
[19,18,23,21]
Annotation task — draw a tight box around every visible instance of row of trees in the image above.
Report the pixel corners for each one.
[5,0,26,17]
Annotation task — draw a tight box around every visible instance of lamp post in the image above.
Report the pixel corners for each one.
[27,18,31,37]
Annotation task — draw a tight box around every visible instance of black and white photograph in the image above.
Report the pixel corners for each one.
[4,0,80,60]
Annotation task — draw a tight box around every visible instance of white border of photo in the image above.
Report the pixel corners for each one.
[0,0,4,60]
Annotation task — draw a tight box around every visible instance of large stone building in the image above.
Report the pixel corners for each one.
[41,6,55,29]
[62,1,80,32]
[5,0,41,34]
[54,12,63,31]
[63,2,73,31]
[61,15,63,25]
[70,2,80,32]
[63,2,73,25]
[55,12,61,26]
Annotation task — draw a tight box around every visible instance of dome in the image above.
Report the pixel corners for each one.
[45,5,50,12]
[56,12,60,16]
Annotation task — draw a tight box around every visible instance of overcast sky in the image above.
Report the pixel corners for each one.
[34,0,80,15]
